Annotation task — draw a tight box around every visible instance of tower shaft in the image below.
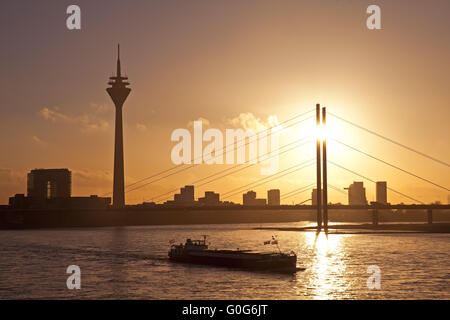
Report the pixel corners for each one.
[113,105,125,208]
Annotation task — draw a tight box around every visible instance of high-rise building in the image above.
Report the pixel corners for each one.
[311,188,324,206]
[10,169,110,209]
[376,181,387,204]
[243,191,256,206]
[267,189,280,206]
[171,185,195,205]
[345,182,367,205]
[180,185,195,204]
[198,191,220,206]
[27,169,71,200]
[243,191,266,206]
[107,44,131,209]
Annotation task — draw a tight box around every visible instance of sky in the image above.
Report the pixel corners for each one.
[0,0,449,205]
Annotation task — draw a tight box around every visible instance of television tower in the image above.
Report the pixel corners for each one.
[107,44,131,208]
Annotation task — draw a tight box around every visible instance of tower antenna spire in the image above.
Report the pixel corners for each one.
[117,43,121,77]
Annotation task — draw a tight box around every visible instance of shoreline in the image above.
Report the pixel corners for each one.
[254,223,450,234]
[1,208,449,230]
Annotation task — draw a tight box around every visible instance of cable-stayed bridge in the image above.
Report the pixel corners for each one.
[109,105,449,229]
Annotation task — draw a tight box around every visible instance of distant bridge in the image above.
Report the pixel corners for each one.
[132,203,450,225]
[110,104,449,230]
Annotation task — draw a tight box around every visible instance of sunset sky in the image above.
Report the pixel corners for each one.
[1,0,449,205]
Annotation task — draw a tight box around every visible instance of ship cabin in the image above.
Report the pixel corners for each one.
[184,237,208,251]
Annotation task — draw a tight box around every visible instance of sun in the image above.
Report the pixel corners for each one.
[301,121,329,141]
[315,124,329,141]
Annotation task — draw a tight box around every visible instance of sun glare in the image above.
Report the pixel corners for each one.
[315,124,328,141]
[299,121,329,142]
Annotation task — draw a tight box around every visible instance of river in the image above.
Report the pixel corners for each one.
[0,222,448,299]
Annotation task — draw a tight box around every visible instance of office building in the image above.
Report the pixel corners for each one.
[311,188,324,206]
[345,181,368,205]
[171,185,195,205]
[267,189,280,206]
[9,168,111,209]
[198,191,220,206]
[376,181,387,204]
[243,191,266,206]
[27,168,71,200]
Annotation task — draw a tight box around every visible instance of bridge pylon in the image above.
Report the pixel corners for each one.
[316,104,322,230]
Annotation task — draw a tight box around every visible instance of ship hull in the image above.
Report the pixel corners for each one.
[169,250,297,273]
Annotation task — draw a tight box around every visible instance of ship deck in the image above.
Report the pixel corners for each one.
[188,249,293,259]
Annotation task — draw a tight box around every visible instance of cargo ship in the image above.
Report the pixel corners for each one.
[168,236,298,272]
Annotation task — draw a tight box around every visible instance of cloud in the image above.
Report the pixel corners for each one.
[0,168,26,203]
[39,105,110,133]
[78,115,109,133]
[228,112,281,131]
[31,135,48,146]
[90,103,111,113]
[71,169,112,196]
[136,123,148,132]
[0,168,25,185]
[39,107,69,122]
[188,117,210,128]
[72,169,112,185]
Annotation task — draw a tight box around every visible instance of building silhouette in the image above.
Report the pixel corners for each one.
[9,168,110,209]
[243,191,266,206]
[8,193,29,210]
[179,185,194,204]
[345,182,368,205]
[311,188,324,206]
[376,181,388,204]
[267,189,280,206]
[27,168,71,201]
[107,44,131,209]
[198,191,220,206]
[166,185,196,206]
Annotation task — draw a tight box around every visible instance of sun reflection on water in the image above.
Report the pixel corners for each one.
[302,231,351,299]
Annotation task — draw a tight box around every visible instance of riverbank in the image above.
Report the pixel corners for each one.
[1,207,448,230]
[255,223,450,234]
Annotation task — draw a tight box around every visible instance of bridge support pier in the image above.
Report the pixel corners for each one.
[372,209,379,226]
[427,209,433,224]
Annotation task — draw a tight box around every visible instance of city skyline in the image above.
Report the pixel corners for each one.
[1,1,449,205]
[4,166,437,207]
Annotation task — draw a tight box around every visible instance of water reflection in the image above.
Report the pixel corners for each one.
[109,227,129,298]
[303,231,350,299]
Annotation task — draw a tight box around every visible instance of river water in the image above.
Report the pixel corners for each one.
[0,222,448,299]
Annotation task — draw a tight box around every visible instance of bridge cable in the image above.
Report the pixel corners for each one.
[119,111,315,195]
[328,160,424,204]
[149,138,313,202]
[331,138,449,191]
[280,183,315,200]
[220,159,314,198]
[159,159,315,203]
[327,184,347,195]
[328,112,450,168]
[221,160,315,201]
